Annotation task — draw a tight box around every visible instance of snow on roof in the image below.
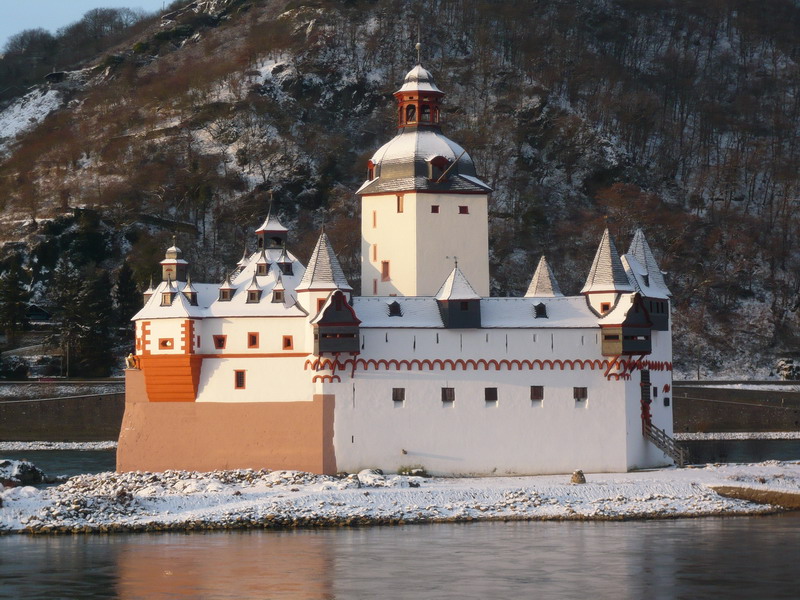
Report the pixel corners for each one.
[396,64,443,94]
[436,266,481,300]
[255,212,288,233]
[627,229,671,297]
[525,256,563,298]
[356,129,491,195]
[353,296,600,329]
[481,296,598,328]
[296,232,352,291]
[133,281,307,320]
[622,255,671,300]
[581,229,635,294]
[182,276,197,293]
[353,297,443,328]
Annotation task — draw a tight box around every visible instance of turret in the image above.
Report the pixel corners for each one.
[255,211,288,250]
[525,256,563,298]
[581,229,634,316]
[295,231,352,316]
[160,238,188,282]
[435,265,481,328]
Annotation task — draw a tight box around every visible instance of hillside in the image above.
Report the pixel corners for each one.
[0,0,798,377]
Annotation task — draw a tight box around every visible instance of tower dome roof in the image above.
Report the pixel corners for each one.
[356,129,491,195]
[396,65,443,94]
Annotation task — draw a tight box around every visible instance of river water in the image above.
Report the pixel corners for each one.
[1,515,799,599]
[2,445,800,598]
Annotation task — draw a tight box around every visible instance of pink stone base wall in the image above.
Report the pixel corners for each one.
[118,371,336,473]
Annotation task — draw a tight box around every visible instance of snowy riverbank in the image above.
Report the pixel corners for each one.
[2,462,798,534]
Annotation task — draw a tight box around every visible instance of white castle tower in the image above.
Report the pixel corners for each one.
[357,64,492,297]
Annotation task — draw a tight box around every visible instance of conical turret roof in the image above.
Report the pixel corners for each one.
[296,232,352,291]
[525,256,563,298]
[628,229,670,296]
[581,229,634,294]
[435,266,481,300]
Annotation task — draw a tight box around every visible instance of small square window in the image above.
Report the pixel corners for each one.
[272,290,284,303]
[573,387,588,401]
[664,397,670,407]
[257,263,268,276]
[219,289,232,301]
[600,302,611,313]
[530,386,544,401]
[652,386,658,397]
[213,335,226,350]
[158,338,174,350]
[458,205,469,214]
[248,332,259,348]
[460,301,469,311]
[441,387,455,403]
[161,292,173,306]
[234,370,246,389]
[317,298,326,312]
[431,205,440,214]
[485,387,498,402]
[392,388,405,402]
[282,335,293,350]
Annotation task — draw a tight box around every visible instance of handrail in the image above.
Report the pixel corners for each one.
[643,421,689,467]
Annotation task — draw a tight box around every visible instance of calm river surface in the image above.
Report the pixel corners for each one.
[2,446,800,598]
[1,515,799,599]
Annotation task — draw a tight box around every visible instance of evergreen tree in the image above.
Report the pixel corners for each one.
[49,257,82,377]
[114,261,140,334]
[0,255,30,345]
[74,269,115,377]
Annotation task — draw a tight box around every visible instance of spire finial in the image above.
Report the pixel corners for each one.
[415,24,421,64]
[172,235,177,247]
[447,255,458,268]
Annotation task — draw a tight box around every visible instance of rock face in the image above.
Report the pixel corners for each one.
[0,460,45,487]
[570,470,586,484]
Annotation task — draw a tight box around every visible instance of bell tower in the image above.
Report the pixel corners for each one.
[357,59,491,297]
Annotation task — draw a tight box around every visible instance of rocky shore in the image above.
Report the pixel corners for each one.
[2,462,798,535]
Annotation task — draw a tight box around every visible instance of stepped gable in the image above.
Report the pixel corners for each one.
[435,266,481,300]
[296,232,352,291]
[628,229,671,297]
[356,63,491,196]
[581,229,635,294]
[525,256,564,297]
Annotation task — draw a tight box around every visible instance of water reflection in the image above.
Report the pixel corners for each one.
[1,515,799,599]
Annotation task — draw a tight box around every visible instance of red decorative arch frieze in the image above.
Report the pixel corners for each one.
[312,374,341,383]
[302,355,673,379]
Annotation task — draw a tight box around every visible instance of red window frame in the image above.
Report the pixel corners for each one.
[213,335,227,350]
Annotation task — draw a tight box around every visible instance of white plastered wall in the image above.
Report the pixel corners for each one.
[361,192,489,297]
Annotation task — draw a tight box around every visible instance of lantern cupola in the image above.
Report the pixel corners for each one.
[394,64,444,130]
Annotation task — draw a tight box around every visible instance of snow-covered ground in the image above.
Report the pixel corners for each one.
[675,432,800,441]
[0,441,117,451]
[2,462,798,534]
[0,88,63,152]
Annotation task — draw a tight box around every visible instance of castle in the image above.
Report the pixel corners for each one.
[118,64,678,476]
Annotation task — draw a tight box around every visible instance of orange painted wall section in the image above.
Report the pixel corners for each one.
[139,355,202,402]
[117,389,337,474]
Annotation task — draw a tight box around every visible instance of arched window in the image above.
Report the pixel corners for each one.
[421,105,431,122]
[406,104,416,123]
[534,303,547,318]
[388,301,402,317]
